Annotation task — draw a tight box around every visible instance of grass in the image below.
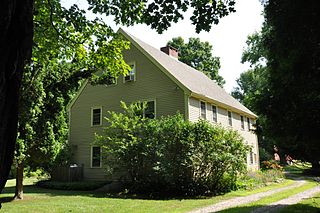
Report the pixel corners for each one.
[218,180,318,213]
[0,177,295,213]
[279,192,320,213]
[284,161,312,175]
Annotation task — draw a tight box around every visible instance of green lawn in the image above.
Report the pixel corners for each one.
[218,180,318,213]
[0,178,294,213]
[280,192,320,213]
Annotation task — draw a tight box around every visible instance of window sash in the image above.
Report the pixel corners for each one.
[228,111,232,126]
[91,146,101,168]
[200,101,206,119]
[92,108,101,126]
[144,101,155,119]
[241,116,244,129]
[212,105,217,122]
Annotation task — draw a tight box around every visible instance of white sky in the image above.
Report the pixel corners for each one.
[62,0,264,92]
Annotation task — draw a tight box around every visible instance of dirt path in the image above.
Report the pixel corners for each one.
[188,180,306,213]
[251,185,320,213]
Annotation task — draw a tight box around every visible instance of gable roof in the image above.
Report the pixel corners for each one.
[118,28,257,118]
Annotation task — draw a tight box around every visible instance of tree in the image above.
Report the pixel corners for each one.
[259,0,320,168]
[167,37,225,86]
[0,0,237,199]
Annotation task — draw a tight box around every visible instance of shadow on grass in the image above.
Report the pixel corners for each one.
[1,184,215,201]
[216,203,320,213]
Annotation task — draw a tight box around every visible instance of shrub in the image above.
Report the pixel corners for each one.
[95,102,250,195]
[261,160,283,170]
[237,169,284,190]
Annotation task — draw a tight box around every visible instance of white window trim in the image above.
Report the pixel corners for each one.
[199,100,206,120]
[212,105,218,123]
[123,61,136,83]
[91,106,102,127]
[90,146,102,168]
[227,111,233,126]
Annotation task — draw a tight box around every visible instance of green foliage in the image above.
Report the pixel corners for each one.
[167,37,225,86]
[237,170,284,190]
[36,180,110,191]
[95,102,249,195]
[87,0,236,33]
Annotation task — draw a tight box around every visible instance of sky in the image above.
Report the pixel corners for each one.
[62,0,264,92]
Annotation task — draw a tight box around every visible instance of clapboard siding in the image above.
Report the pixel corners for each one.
[69,43,185,180]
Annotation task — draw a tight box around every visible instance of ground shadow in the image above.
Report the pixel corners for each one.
[1,184,215,201]
[216,203,320,213]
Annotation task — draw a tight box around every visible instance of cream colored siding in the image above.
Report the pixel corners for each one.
[188,97,200,122]
[187,96,259,170]
[69,44,185,180]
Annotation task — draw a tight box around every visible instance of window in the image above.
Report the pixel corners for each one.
[247,117,250,130]
[91,146,101,168]
[250,151,254,164]
[228,111,232,126]
[91,107,102,126]
[136,100,156,119]
[212,105,217,122]
[241,115,244,129]
[124,62,136,82]
[200,101,206,119]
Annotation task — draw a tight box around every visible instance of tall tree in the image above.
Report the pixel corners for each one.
[167,37,225,86]
[0,0,237,199]
[260,0,320,168]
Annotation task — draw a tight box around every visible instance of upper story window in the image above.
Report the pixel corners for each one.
[212,105,217,122]
[91,107,102,126]
[228,111,232,126]
[200,101,206,119]
[241,115,245,130]
[91,146,102,168]
[124,62,136,82]
[247,117,250,130]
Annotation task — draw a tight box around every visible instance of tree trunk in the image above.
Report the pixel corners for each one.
[14,162,24,200]
[0,0,34,202]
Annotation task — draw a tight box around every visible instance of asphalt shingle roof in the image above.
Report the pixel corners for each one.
[119,29,256,118]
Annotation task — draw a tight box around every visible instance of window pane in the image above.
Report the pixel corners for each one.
[200,101,206,119]
[145,101,155,119]
[212,105,217,122]
[228,111,232,126]
[92,108,101,126]
[241,116,244,129]
[92,147,101,167]
[247,117,250,130]
[250,151,254,164]
[124,63,135,81]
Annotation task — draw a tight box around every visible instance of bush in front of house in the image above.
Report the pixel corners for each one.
[95,102,250,196]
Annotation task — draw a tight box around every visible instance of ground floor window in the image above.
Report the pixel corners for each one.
[91,146,101,168]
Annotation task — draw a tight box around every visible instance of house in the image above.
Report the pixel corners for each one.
[68,28,259,180]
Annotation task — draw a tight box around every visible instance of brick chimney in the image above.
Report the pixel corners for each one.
[160,46,179,59]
